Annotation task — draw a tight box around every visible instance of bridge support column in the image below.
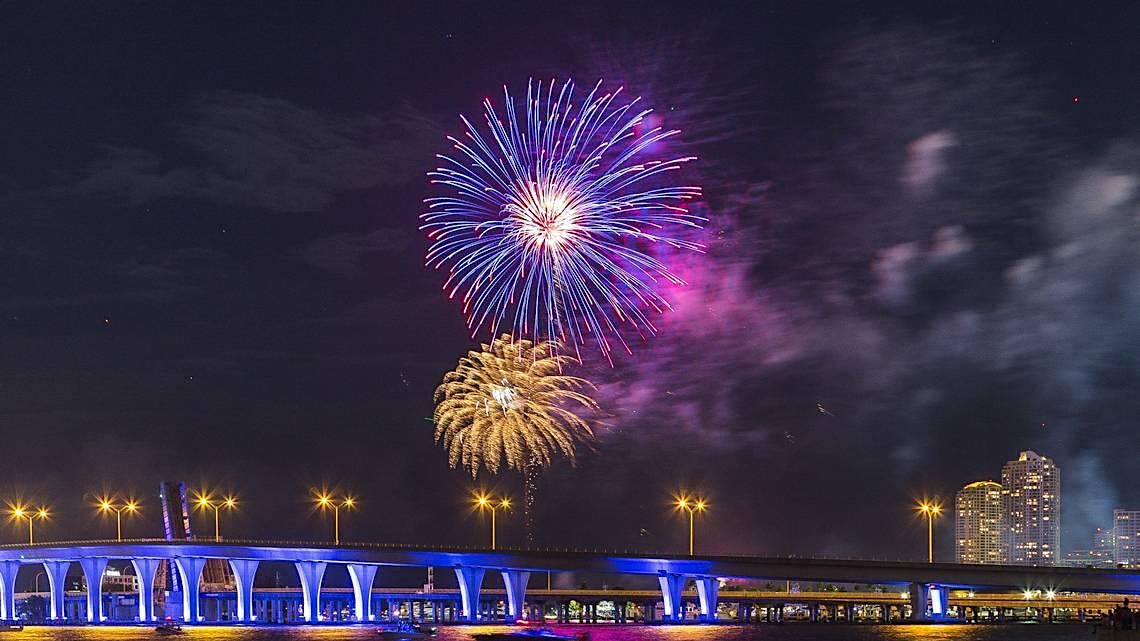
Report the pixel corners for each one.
[43,560,70,621]
[454,567,485,622]
[228,559,259,623]
[0,561,18,622]
[347,564,378,622]
[173,557,207,623]
[296,561,327,623]
[78,558,108,623]
[131,558,162,622]
[908,583,930,621]
[695,577,719,621]
[658,574,685,622]
[501,570,529,622]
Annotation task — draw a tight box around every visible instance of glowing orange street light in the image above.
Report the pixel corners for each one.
[9,503,50,544]
[472,492,511,550]
[193,491,238,542]
[96,496,140,541]
[916,500,943,563]
[314,492,356,545]
[673,493,709,556]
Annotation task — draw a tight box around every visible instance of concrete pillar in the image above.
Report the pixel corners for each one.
[501,570,530,622]
[227,559,259,623]
[908,583,930,621]
[454,567,485,622]
[78,558,108,623]
[41,560,70,621]
[658,574,685,622]
[173,557,207,623]
[809,603,819,622]
[131,558,162,622]
[345,563,378,622]
[846,603,855,622]
[0,560,18,622]
[695,577,719,621]
[295,561,327,623]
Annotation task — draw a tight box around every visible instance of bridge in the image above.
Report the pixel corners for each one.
[0,539,1137,624]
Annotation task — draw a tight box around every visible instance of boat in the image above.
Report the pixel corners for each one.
[476,629,587,641]
[376,620,437,639]
[0,622,23,633]
[155,621,184,635]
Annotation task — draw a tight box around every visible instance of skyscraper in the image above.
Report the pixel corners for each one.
[1063,525,1115,568]
[955,480,1004,564]
[1001,451,1061,565]
[1114,510,1140,567]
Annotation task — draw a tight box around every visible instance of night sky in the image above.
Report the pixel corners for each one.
[3,2,1140,567]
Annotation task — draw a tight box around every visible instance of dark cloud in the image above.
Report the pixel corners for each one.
[301,228,411,276]
[63,92,438,213]
[575,26,1139,555]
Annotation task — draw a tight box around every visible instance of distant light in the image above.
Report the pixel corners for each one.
[1023,589,1034,600]
[1045,589,1056,600]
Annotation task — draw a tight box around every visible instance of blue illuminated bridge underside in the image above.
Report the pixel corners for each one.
[0,539,1136,624]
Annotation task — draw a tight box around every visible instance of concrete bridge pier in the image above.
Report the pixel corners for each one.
[0,560,18,622]
[909,583,930,621]
[228,559,259,623]
[174,557,207,623]
[501,570,529,622]
[79,558,108,622]
[454,567,485,622]
[695,577,719,621]
[131,558,162,622]
[346,563,378,622]
[42,560,70,621]
[295,561,327,623]
[658,573,685,621]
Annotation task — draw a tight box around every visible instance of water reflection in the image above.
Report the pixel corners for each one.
[2,625,1092,641]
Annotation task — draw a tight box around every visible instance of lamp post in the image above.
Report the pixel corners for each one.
[473,493,511,550]
[916,500,943,563]
[193,492,238,542]
[10,504,50,544]
[96,496,140,541]
[314,493,356,545]
[674,494,708,556]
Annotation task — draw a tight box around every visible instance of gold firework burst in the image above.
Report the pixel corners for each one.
[433,334,597,476]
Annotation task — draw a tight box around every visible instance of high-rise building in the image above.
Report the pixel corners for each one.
[1064,526,1115,568]
[1000,450,1061,565]
[1114,510,1140,567]
[955,481,1004,564]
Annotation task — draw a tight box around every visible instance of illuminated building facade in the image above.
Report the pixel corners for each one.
[955,481,1003,564]
[1064,526,1116,568]
[1114,510,1140,567]
[1000,450,1061,565]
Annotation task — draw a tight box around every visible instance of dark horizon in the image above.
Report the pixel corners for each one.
[3,2,1140,565]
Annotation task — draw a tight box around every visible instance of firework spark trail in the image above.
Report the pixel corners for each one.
[422,78,704,360]
[433,334,598,544]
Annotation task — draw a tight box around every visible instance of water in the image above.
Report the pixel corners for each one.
[0,625,1097,641]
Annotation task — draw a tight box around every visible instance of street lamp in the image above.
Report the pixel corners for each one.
[193,491,238,542]
[472,492,511,550]
[916,500,943,563]
[314,492,356,545]
[96,495,140,541]
[674,493,708,556]
[9,503,50,544]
